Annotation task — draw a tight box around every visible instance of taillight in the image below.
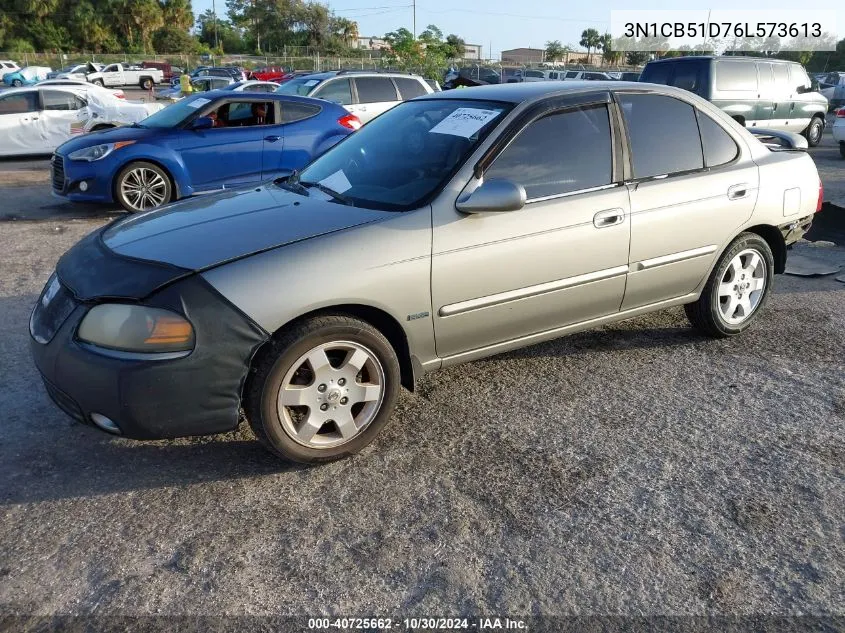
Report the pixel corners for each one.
[836,108,845,118]
[817,178,824,212]
[338,113,361,131]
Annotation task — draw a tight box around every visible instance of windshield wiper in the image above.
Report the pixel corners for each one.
[299,180,353,206]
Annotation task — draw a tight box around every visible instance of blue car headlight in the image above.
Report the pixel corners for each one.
[68,140,135,162]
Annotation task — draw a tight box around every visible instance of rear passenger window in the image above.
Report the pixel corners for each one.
[485,104,613,199]
[354,77,397,103]
[619,93,703,178]
[671,65,700,93]
[565,71,579,79]
[41,90,86,111]
[280,102,321,124]
[696,112,738,167]
[393,77,427,100]
[757,63,773,91]
[715,61,757,91]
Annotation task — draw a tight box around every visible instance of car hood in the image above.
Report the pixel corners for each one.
[57,184,391,301]
[57,125,164,153]
[106,184,390,270]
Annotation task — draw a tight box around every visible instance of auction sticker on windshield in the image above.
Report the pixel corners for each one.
[429,108,501,138]
[187,97,211,109]
[319,170,352,193]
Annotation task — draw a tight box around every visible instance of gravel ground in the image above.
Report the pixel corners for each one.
[0,213,842,630]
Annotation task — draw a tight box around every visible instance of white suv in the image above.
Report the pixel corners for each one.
[275,70,433,123]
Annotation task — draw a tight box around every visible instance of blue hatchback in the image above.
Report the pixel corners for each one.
[52,91,361,212]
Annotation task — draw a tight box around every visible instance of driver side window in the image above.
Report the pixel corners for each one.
[484,104,614,200]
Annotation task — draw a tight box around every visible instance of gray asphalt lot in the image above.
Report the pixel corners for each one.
[0,123,843,629]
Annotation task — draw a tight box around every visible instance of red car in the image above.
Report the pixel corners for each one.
[249,66,290,82]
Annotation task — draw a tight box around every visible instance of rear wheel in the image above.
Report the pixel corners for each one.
[804,116,824,147]
[11,79,21,87]
[685,233,774,338]
[114,161,172,212]
[244,314,401,463]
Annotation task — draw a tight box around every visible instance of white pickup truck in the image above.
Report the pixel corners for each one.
[86,63,164,90]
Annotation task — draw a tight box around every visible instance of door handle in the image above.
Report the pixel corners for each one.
[31,116,39,120]
[264,135,281,142]
[593,208,624,228]
[727,183,749,200]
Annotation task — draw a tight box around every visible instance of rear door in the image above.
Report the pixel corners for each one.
[352,76,400,122]
[177,98,267,190]
[617,91,758,309]
[261,101,325,180]
[37,89,87,151]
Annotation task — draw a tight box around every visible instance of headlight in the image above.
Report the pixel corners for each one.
[77,304,194,353]
[68,140,135,162]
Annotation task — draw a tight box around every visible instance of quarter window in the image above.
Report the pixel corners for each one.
[314,78,352,105]
[280,102,321,124]
[393,77,427,100]
[354,77,398,103]
[619,93,703,178]
[485,104,613,199]
[697,112,738,167]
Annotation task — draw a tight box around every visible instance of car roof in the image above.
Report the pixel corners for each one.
[647,55,795,65]
[198,89,334,106]
[295,70,424,80]
[414,80,689,104]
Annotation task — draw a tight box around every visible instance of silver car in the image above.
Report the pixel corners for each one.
[30,82,822,463]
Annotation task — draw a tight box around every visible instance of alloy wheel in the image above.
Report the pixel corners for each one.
[718,248,766,325]
[120,167,168,211]
[277,341,385,449]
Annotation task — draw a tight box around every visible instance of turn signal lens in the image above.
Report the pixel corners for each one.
[78,304,195,353]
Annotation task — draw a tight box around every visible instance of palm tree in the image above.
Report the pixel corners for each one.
[579,28,601,61]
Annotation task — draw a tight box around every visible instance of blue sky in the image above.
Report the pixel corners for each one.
[191,0,840,59]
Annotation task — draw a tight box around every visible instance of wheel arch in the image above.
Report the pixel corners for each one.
[246,304,417,395]
[111,156,183,202]
[744,224,787,274]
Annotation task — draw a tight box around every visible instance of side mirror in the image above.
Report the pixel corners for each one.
[190,116,213,130]
[456,178,527,214]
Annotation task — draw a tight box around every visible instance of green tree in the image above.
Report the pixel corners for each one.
[626,51,650,66]
[161,0,194,31]
[545,39,564,62]
[444,34,465,59]
[69,1,113,52]
[153,25,196,52]
[579,28,601,59]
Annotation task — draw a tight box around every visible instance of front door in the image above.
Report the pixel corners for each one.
[0,90,42,154]
[616,92,758,310]
[178,99,272,190]
[352,77,400,122]
[432,97,631,358]
[101,64,123,87]
[755,62,776,126]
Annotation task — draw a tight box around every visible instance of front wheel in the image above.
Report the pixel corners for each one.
[11,79,22,87]
[140,77,153,90]
[804,116,824,147]
[684,233,774,338]
[114,161,172,212]
[92,79,104,87]
[244,315,401,463]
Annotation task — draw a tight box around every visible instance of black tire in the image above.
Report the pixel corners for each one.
[244,314,401,463]
[11,79,21,87]
[92,79,104,87]
[804,116,824,147]
[839,142,845,159]
[113,161,173,213]
[140,77,153,90]
[684,232,774,338]
[90,124,115,132]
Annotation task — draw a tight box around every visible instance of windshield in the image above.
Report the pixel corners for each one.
[293,98,510,212]
[276,77,322,96]
[140,94,213,128]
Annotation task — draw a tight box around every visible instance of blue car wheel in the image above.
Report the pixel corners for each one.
[114,161,173,213]
[12,79,22,87]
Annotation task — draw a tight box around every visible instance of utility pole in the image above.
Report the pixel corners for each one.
[213,0,219,50]
[412,0,416,38]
